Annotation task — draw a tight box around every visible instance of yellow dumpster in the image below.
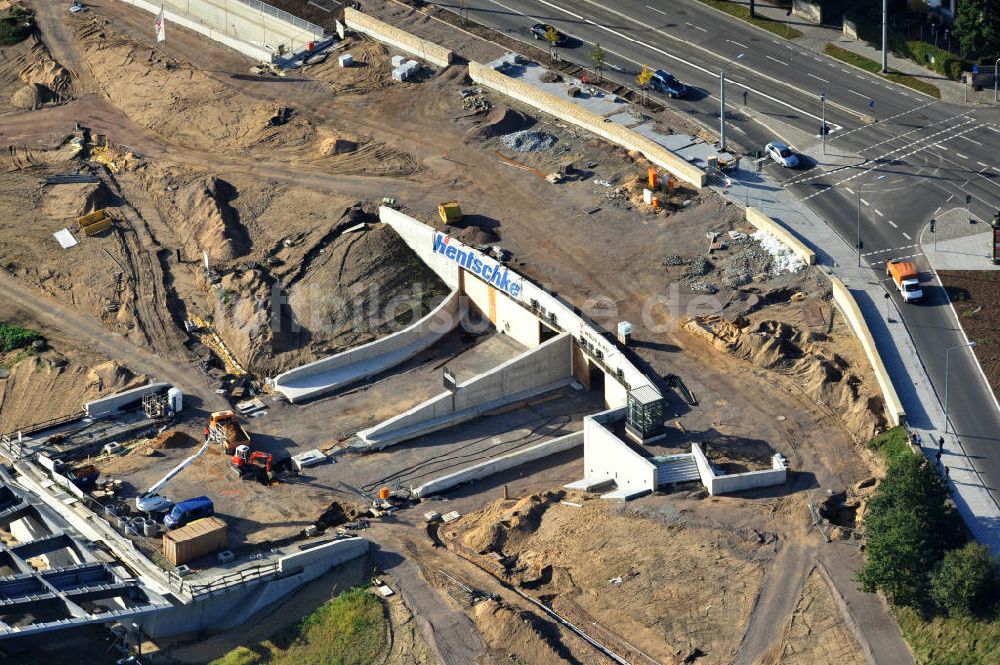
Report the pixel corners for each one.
[438,201,462,225]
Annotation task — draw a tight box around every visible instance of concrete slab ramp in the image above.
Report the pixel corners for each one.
[358,332,573,449]
[272,291,460,403]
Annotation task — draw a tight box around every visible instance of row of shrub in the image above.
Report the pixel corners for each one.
[0,4,33,47]
[850,16,966,81]
[857,447,996,616]
[0,323,40,353]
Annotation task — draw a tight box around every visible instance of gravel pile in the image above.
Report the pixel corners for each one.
[662,254,689,267]
[498,130,558,152]
[684,256,714,278]
[722,243,772,288]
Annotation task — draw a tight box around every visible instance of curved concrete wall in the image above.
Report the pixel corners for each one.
[745,207,816,266]
[358,332,573,448]
[272,291,460,403]
[828,275,906,426]
[467,61,706,188]
[379,207,656,408]
[344,7,454,67]
[413,431,583,497]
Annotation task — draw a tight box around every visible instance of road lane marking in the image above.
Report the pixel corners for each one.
[535,0,584,19]
[978,161,990,168]
[956,134,983,146]
[686,22,708,32]
[847,89,868,98]
[728,39,749,48]
[845,187,855,194]
[766,55,787,65]
[902,232,912,240]
[888,220,898,228]
[956,152,968,159]
[860,198,869,206]
[875,209,884,217]
[646,4,667,14]
[807,73,829,83]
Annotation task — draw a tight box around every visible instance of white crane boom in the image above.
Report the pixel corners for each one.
[135,440,210,512]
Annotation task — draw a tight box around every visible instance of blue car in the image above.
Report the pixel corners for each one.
[651,70,687,98]
[164,496,214,529]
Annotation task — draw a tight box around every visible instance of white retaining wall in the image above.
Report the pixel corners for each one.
[114,0,299,62]
[271,291,460,403]
[691,442,787,495]
[582,410,656,495]
[413,431,583,497]
[379,207,654,408]
[357,332,573,448]
[84,382,170,419]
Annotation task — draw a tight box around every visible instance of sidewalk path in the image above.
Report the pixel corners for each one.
[715,157,1000,556]
[744,0,975,105]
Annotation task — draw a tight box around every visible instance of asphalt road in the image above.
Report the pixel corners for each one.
[436,0,1000,505]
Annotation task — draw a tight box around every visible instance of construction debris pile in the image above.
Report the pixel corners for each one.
[497,130,557,153]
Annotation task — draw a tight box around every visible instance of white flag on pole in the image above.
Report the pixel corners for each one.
[155,6,166,42]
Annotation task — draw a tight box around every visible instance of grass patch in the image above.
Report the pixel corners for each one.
[0,323,40,353]
[823,44,941,98]
[0,5,33,46]
[208,587,387,665]
[693,0,802,39]
[895,605,1000,665]
[867,426,913,465]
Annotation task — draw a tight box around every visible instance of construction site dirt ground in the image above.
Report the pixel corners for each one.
[0,0,912,662]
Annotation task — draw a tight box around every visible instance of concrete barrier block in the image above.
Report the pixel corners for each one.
[344,7,453,68]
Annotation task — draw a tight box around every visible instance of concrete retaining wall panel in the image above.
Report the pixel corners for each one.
[358,333,572,446]
[115,0,279,61]
[272,291,460,402]
[792,0,823,24]
[829,276,905,425]
[468,61,706,188]
[583,412,655,493]
[414,431,583,497]
[84,382,170,419]
[745,207,816,266]
[344,8,453,67]
[709,468,787,493]
[277,537,368,575]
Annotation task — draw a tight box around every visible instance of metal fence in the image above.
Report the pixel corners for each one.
[233,0,325,39]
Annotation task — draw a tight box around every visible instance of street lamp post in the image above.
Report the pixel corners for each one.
[720,53,746,152]
[858,174,887,267]
[882,0,888,73]
[995,56,999,103]
[820,92,827,155]
[945,341,977,435]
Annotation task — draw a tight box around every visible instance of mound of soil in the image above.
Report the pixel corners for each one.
[465,105,534,142]
[684,315,886,439]
[149,430,197,450]
[10,82,48,109]
[0,355,144,433]
[173,176,248,262]
[472,600,566,664]
[19,56,71,97]
[460,491,562,554]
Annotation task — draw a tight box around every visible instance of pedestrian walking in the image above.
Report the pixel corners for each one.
[935,450,942,464]
[945,466,950,478]
[938,436,945,452]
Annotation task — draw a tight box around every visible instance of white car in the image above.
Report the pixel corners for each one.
[68,2,87,12]
[765,140,799,168]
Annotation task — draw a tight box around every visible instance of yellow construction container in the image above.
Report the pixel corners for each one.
[438,201,462,225]
[77,209,114,236]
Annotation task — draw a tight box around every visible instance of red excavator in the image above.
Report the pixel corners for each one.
[229,444,275,484]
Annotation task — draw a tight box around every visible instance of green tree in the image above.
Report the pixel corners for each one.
[857,455,964,607]
[954,0,1000,57]
[591,43,606,83]
[930,542,999,617]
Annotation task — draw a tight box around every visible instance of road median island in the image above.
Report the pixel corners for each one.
[467,60,706,188]
[692,0,802,39]
[345,7,453,67]
[827,274,905,427]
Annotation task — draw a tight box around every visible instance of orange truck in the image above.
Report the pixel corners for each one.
[886,259,923,302]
